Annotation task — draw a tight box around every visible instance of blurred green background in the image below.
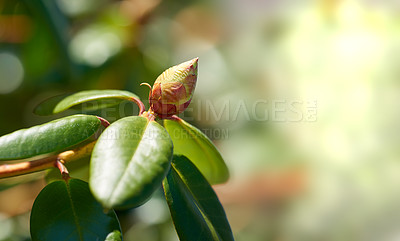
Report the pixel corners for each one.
[1,0,400,240]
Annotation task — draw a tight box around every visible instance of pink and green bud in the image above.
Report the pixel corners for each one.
[150,58,198,118]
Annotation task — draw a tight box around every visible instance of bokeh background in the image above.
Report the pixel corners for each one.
[1,0,400,240]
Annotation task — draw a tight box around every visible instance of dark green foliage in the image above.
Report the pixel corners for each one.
[30,179,121,241]
[90,116,173,209]
[163,155,234,241]
[0,115,100,160]
[1,89,233,241]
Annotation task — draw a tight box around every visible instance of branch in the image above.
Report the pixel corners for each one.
[0,141,96,179]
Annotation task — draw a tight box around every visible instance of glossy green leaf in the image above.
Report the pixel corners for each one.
[34,90,139,115]
[0,115,100,160]
[30,179,122,241]
[90,116,173,209]
[105,231,123,241]
[163,155,234,241]
[164,119,229,184]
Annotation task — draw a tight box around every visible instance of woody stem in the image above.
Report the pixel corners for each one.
[0,141,96,179]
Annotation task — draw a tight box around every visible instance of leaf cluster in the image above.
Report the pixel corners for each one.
[0,90,234,241]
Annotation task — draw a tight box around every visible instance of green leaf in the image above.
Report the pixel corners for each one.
[90,116,173,209]
[30,179,122,241]
[34,90,140,115]
[105,231,123,241]
[0,115,100,160]
[164,119,229,184]
[163,155,234,241]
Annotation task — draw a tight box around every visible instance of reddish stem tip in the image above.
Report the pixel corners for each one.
[131,97,146,115]
[55,160,70,181]
[96,116,110,128]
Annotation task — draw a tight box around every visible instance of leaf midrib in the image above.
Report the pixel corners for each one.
[0,115,99,160]
[106,119,150,206]
[172,163,223,241]
[65,180,84,241]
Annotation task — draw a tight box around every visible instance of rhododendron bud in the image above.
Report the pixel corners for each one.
[149,58,198,118]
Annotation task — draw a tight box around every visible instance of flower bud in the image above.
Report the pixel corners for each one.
[150,58,198,117]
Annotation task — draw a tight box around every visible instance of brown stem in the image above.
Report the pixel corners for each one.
[55,160,70,180]
[131,97,146,115]
[0,141,96,179]
[96,116,110,128]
